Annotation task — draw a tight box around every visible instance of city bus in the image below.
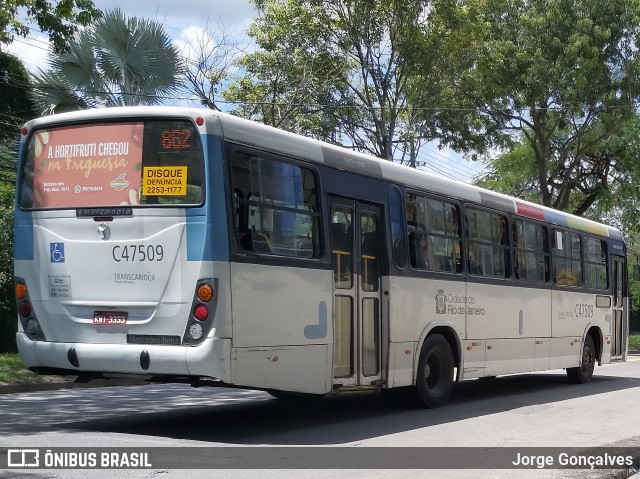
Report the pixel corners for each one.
[14,106,629,408]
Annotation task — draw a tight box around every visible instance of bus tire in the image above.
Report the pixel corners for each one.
[414,334,454,408]
[567,335,595,384]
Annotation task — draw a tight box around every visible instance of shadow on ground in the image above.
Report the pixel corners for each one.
[32,371,639,445]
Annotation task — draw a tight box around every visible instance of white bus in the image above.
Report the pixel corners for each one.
[14,106,629,408]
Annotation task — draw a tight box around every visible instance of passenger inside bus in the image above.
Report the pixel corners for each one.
[416,234,439,271]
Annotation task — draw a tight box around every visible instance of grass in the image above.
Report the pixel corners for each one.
[0,352,74,385]
[630,333,640,352]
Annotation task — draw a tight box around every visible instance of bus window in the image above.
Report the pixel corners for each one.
[360,211,379,292]
[512,220,549,283]
[232,152,319,258]
[584,237,608,290]
[20,120,204,209]
[331,205,353,289]
[466,207,510,278]
[552,230,582,286]
[406,192,461,273]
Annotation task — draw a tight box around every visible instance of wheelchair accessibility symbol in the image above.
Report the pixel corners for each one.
[50,243,65,263]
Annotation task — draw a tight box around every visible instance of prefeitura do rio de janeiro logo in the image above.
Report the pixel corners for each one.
[435,289,447,314]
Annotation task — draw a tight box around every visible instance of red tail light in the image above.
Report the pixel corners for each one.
[193,304,208,321]
[19,300,32,318]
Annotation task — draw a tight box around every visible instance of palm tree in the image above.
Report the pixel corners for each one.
[32,8,184,114]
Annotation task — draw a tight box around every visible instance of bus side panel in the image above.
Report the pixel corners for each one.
[465,282,550,376]
[232,345,329,394]
[229,263,332,394]
[388,276,465,342]
[387,275,465,386]
[551,289,611,368]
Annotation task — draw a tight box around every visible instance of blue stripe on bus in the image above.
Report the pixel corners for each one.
[186,134,229,262]
[14,140,35,261]
[543,209,568,227]
[14,213,34,260]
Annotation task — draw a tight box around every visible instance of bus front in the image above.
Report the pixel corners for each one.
[14,109,231,382]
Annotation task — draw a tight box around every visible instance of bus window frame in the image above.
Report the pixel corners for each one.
[511,216,551,286]
[551,227,584,289]
[228,145,323,262]
[463,204,511,281]
[389,185,407,270]
[582,234,611,293]
[18,117,207,211]
[404,189,463,276]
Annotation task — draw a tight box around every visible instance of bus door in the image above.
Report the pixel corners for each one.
[611,256,627,360]
[329,197,383,387]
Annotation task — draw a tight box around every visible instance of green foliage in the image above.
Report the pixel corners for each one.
[0,53,36,185]
[0,182,16,352]
[0,142,18,186]
[630,283,640,333]
[0,353,73,383]
[477,114,640,229]
[224,0,438,162]
[0,53,36,136]
[408,0,640,213]
[0,0,101,53]
[224,0,344,140]
[31,8,185,114]
[475,142,540,203]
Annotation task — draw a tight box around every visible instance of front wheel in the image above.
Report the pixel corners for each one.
[567,335,596,384]
[414,334,455,408]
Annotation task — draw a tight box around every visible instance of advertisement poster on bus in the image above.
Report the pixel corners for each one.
[30,123,144,208]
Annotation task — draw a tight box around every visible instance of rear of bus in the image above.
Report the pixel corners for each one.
[14,108,231,382]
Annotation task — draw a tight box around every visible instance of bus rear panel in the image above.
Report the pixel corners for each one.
[14,113,231,381]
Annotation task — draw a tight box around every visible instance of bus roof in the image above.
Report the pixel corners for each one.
[23,106,623,241]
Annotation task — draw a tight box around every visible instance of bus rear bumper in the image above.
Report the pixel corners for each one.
[16,333,231,382]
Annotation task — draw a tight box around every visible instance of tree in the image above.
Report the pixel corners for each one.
[407,0,640,213]
[0,53,33,351]
[0,0,100,53]
[478,114,640,227]
[225,0,444,162]
[178,24,248,111]
[223,0,347,141]
[0,52,36,184]
[0,181,16,352]
[31,8,184,114]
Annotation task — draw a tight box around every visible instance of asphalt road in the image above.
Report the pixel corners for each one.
[1,358,640,479]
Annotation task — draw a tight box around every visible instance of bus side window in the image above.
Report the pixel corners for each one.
[389,186,406,268]
[330,207,353,288]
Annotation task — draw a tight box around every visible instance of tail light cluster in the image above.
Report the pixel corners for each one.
[184,279,218,344]
[14,278,46,341]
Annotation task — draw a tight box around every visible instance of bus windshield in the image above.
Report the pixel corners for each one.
[19,119,204,210]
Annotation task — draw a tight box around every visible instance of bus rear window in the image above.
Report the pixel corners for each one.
[20,120,204,209]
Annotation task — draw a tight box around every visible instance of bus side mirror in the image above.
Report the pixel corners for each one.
[633,264,640,281]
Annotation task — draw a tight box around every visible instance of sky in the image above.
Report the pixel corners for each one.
[6,0,256,75]
[4,0,484,183]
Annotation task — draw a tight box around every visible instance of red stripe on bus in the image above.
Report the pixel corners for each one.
[516,202,545,220]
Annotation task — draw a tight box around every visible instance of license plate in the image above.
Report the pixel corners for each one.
[93,311,128,325]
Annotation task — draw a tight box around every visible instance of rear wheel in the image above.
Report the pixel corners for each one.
[414,334,454,408]
[567,335,596,384]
